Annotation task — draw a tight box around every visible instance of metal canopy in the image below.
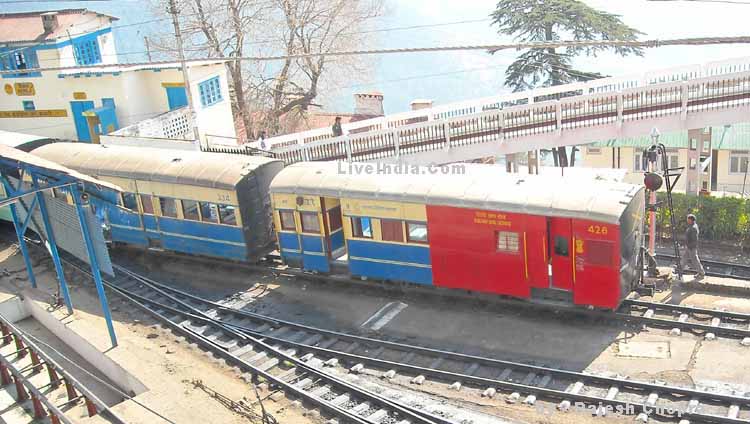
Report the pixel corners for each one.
[0,144,121,348]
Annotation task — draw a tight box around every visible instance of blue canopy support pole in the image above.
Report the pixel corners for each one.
[18,195,38,234]
[71,184,117,348]
[32,175,74,315]
[0,174,36,288]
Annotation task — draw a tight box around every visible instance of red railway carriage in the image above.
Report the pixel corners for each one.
[270,162,645,310]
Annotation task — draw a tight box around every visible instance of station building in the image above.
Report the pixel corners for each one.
[0,9,235,145]
[579,123,750,196]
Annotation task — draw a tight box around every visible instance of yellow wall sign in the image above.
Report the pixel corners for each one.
[473,211,512,227]
[14,82,35,96]
[73,92,87,100]
[0,109,68,118]
[3,84,12,95]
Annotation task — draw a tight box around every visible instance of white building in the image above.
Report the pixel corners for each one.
[0,9,235,144]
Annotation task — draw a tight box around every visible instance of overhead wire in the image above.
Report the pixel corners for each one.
[2,35,750,75]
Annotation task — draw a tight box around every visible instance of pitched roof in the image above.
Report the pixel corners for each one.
[0,9,118,44]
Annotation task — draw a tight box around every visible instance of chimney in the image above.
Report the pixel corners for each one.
[410,99,433,111]
[41,12,59,33]
[353,91,384,117]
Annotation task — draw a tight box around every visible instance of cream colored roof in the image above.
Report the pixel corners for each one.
[270,162,643,224]
[32,143,281,190]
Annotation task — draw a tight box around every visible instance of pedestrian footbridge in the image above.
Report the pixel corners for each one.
[264,56,750,165]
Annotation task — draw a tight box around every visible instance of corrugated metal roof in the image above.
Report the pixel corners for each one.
[0,144,120,191]
[270,162,642,225]
[0,130,53,148]
[55,60,227,77]
[589,123,750,150]
[32,143,281,190]
[0,9,117,44]
[712,123,750,150]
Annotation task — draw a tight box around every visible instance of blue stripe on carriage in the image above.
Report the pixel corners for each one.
[278,232,300,250]
[301,234,325,253]
[349,258,433,285]
[158,217,245,243]
[111,225,148,246]
[347,239,431,265]
[330,229,345,252]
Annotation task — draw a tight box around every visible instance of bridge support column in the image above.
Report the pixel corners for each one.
[685,128,711,196]
[505,154,518,173]
[527,150,539,175]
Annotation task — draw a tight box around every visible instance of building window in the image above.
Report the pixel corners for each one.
[218,204,237,226]
[381,219,404,243]
[668,154,679,169]
[634,153,643,171]
[0,48,41,78]
[496,231,519,253]
[730,152,749,174]
[73,37,102,65]
[22,100,35,111]
[121,193,138,211]
[182,199,200,220]
[586,147,601,155]
[406,222,428,244]
[328,206,342,232]
[279,210,296,231]
[159,197,178,218]
[300,212,320,233]
[198,76,223,107]
[140,194,154,214]
[351,217,372,238]
[200,202,218,223]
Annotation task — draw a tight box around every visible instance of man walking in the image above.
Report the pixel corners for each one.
[682,214,705,281]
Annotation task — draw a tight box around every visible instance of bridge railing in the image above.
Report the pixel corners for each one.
[263,56,750,155]
[271,70,750,164]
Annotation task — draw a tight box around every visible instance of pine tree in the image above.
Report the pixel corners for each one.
[490,0,644,166]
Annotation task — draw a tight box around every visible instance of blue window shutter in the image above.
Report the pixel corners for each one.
[73,37,102,66]
[198,76,223,107]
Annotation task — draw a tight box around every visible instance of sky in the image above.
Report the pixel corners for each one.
[2,0,750,114]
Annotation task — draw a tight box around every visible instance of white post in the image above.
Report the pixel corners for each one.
[393,130,401,159]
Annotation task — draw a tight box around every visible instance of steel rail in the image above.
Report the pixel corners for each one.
[116,264,750,424]
[58,257,454,424]
[655,253,750,281]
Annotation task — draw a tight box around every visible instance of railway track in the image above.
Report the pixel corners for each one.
[655,253,750,281]
[59,260,456,424]
[110,264,750,424]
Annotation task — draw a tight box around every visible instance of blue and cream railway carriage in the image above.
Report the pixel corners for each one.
[32,143,284,261]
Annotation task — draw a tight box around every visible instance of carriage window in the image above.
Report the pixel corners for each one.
[351,217,372,238]
[159,197,178,218]
[381,219,404,243]
[279,210,296,231]
[182,199,200,221]
[496,231,519,253]
[328,206,342,232]
[554,236,569,257]
[407,222,428,244]
[585,240,614,267]
[53,187,66,199]
[218,204,237,226]
[300,212,320,233]
[121,193,138,211]
[200,202,218,223]
[140,194,154,214]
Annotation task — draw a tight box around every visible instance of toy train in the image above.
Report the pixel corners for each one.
[31,143,645,310]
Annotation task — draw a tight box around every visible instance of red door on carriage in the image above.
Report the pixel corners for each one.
[549,217,574,291]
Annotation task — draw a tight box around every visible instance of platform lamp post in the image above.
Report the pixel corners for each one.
[648,127,660,257]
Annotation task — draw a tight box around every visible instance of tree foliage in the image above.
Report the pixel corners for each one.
[150,0,383,139]
[490,0,644,91]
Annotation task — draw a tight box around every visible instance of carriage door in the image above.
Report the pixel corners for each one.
[549,217,574,291]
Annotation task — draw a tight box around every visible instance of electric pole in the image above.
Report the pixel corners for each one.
[144,36,152,62]
[167,0,201,146]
